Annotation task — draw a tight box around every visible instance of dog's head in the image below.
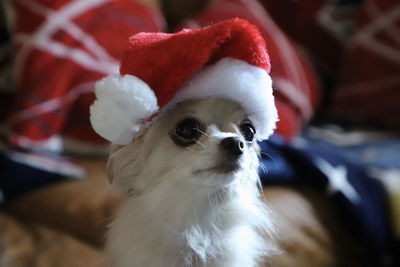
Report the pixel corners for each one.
[107,97,261,196]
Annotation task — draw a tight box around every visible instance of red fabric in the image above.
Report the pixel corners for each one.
[9,0,165,151]
[331,0,400,129]
[259,0,346,74]
[121,18,270,109]
[258,0,400,131]
[185,0,320,140]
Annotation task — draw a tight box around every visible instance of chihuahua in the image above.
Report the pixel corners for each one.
[105,97,276,267]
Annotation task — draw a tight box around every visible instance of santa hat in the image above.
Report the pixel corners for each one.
[90,18,278,145]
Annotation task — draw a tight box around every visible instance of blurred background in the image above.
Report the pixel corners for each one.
[0,0,399,266]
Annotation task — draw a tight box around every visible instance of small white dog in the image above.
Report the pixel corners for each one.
[105,97,276,267]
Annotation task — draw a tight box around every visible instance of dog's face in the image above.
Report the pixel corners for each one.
[107,98,260,196]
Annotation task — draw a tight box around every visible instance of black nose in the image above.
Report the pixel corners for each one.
[220,137,244,156]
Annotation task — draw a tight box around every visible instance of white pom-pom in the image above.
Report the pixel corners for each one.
[90,74,159,145]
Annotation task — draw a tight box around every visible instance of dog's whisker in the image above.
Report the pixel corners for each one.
[259,161,269,175]
[185,146,194,151]
[260,151,273,159]
[219,188,229,205]
[193,139,207,148]
[256,176,264,192]
[208,193,214,209]
[210,191,222,210]
[259,161,266,173]
[215,190,222,204]
[195,128,209,137]
[216,189,226,207]
[260,151,279,170]
[207,191,219,210]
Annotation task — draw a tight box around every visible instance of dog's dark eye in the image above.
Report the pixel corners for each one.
[173,118,202,145]
[240,122,256,142]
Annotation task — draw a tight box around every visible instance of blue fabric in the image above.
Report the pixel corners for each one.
[259,134,400,267]
[0,153,65,203]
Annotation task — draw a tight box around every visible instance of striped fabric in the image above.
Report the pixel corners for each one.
[332,0,400,130]
[8,0,165,154]
[0,0,165,179]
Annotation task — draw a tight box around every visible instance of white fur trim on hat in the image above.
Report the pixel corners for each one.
[166,58,278,140]
[90,74,158,145]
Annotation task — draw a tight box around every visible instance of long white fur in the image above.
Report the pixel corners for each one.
[106,98,276,267]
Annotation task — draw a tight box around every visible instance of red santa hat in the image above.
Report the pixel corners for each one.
[90,18,278,145]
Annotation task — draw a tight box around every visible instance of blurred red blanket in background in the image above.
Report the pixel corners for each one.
[0,0,398,180]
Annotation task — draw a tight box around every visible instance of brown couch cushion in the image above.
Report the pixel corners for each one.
[0,212,104,267]
[4,160,122,248]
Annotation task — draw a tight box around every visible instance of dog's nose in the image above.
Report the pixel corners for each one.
[220,137,244,156]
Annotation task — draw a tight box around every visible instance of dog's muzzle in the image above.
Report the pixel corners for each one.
[193,137,245,175]
[220,137,244,157]
[217,137,244,173]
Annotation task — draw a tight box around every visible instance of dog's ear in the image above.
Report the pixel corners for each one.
[106,132,146,195]
[107,144,124,185]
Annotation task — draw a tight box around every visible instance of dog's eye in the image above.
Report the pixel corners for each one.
[175,118,202,141]
[240,122,256,142]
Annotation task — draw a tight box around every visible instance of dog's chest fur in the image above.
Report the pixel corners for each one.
[106,185,269,267]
